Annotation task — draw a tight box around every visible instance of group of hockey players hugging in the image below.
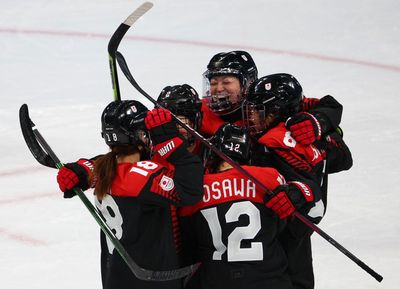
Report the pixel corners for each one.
[56,50,352,289]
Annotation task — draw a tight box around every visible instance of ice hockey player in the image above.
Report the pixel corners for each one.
[200,50,258,135]
[56,100,204,289]
[243,73,352,289]
[156,84,203,155]
[201,50,351,173]
[179,123,320,289]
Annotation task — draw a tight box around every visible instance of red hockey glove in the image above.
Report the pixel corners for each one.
[266,181,316,218]
[57,159,94,198]
[145,108,186,161]
[286,112,322,145]
[145,108,179,145]
[265,185,295,219]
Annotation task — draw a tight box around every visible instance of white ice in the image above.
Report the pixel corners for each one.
[0,0,399,288]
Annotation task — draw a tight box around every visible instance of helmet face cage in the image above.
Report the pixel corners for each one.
[202,69,244,116]
[244,73,303,132]
[101,100,150,149]
[202,51,258,116]
[242,101,268,135]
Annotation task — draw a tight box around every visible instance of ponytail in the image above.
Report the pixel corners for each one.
[94,145,138,200]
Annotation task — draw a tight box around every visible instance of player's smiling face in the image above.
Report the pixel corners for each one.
[209,75,242,105]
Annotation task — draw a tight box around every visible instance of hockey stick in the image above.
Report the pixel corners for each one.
[108,2,154,101]
[115,52,383,283]
[19,104,200,281]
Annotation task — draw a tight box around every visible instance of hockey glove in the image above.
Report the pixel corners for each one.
[145,108,179,144]
[145,108,186,162]
[286,112,322,145]
[57,159,95,198]
[265,185,295,219]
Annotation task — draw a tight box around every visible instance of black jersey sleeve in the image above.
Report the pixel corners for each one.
[319,130,353,173]
[138,150,204,207]
[170,148,204,206]
[308,95,343,134]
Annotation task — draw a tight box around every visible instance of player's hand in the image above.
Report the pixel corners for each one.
[145,108,179,145]
[145,108,186,161]
[266,181,316,218]
[286,181,315,213]
[265,185,295,219]
[57,159,94,198]
[286,112,322,145]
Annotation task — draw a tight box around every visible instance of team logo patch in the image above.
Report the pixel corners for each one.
[130,105,137,113]
[265,83,272,90]
[159,175,174,191]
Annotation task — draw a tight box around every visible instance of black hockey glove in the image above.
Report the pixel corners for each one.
[286,181,315,214]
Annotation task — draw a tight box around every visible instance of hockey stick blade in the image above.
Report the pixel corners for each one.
[115,51,383,283]
[108,2,154,101]
[19,103,200,281]
[19,104,56,168]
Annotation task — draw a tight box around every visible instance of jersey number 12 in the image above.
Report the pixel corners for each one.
[201,201,263,262]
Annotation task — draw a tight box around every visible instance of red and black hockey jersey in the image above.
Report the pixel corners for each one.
[257,122,324,172]
[253,122,325,221]
[96,154,203,289]
[199,99,244,136]
[179,165,293,289]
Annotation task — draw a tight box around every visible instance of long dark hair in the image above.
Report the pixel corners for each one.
[94,145,139,200]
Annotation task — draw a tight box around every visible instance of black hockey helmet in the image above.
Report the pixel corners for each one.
[243,73,303,133]
[157,84,202,131]
[203,50,258,116]
[101,100,149,149]
[206,123,251,168]
[204,50,258,87]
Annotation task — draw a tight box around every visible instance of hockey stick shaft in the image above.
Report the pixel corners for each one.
[115,52,383,282]
[293,212,382,282]
[108,2,154,101]
[19,104,200,281]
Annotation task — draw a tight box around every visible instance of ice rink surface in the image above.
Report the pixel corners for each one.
[1,0,399,288]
